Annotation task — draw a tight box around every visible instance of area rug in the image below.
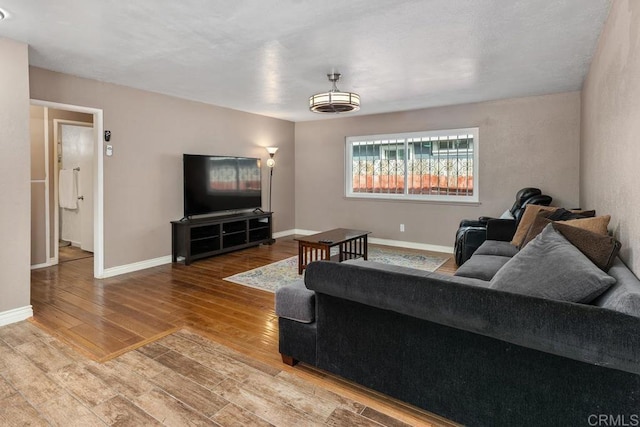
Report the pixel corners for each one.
[223,247,448,292]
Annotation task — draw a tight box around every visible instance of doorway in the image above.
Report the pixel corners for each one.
[55,121,94,262]
[29,100,105,278]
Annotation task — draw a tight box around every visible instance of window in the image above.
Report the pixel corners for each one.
[346,128,478,203]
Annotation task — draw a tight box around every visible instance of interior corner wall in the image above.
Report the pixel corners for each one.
[29,67,295,269]
[0,38,31,314]
[294,91,581,248]
[581,0,640,273]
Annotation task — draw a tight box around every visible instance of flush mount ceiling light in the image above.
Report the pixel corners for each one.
[309,73,360,114]
[0,9,5,20]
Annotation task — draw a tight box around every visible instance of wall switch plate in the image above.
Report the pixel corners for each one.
[106,145,113,157]
[400,224,405,232]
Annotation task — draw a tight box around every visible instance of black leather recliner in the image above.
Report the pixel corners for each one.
[454,188,552,266]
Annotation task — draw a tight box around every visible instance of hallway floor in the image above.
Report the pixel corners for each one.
[58,246,93,263]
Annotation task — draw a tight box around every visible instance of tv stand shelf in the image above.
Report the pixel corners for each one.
[171,212,274,265]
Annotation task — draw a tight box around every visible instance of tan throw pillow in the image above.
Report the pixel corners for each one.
[511,205,557,247]
[552,222,621,271]
[521,213,611,249]
[563,215,611,235]
[520,214,554,248]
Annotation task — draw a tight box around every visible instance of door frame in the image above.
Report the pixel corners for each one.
[31,99,106,279]
[53,119,94,265]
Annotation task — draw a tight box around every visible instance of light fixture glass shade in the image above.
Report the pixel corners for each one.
[310,73,360,114]
[266,158,275,168]
[265,147,279,155]
[309,92,360,113]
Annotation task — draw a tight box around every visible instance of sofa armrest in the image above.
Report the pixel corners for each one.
[460,216,501,228]
[305,260,640,375]
[275,280,315,323]
[459,219,486,228]
[486,219,517,241]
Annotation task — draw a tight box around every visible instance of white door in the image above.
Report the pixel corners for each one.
[61,124,94,252]
[79,127,94,252]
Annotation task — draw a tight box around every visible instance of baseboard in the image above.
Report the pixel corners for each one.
[290,229,317,236]
[100,255,172,278]
[31,261,54,270]
[289,229,454,254]
[0,306,33,327]
[98,231,452,279]
[99,232,296,278]
[368,237,453,254]
[273,229,297,239]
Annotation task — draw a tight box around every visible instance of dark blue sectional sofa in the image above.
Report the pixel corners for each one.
[275,226,640,426]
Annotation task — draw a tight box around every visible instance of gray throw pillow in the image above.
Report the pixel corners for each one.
[490,225,616,303]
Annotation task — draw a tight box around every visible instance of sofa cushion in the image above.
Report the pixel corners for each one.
[512,206,597,247]
[343,258,434,277]
[564,215,611,234]
[592,258,640,317]
[552,222,621,272]
[521,213,612,249]
[345,259,491,288]
[520,212,556,248]
[511,205,557,247]
[490,225,616,303]
[473,240,519,258]
[275,280,315,323]
[454,254,511,281]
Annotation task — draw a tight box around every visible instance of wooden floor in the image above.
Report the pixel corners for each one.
[58,245,94,263]
[2,323,446,426]
[30,236,458,426]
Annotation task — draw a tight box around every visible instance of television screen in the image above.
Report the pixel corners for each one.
[183,154,262,217]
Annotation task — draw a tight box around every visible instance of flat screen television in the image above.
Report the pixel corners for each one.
[183,154,262,217]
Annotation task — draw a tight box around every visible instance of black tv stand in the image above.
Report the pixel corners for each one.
[171,212,274,265]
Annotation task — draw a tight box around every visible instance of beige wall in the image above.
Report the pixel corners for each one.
[581,0,640,272]
[0,38,31,314]
[295,92,581,248]
[29,67,295,269]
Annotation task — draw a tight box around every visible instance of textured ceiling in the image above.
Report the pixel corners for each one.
[0,0,611,122]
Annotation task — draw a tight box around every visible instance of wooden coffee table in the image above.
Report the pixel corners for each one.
[295,228,371,274]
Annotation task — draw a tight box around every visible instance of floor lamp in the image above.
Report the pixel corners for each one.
[265,147,278,213]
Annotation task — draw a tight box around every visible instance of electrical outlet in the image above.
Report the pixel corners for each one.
[400,224,405,232]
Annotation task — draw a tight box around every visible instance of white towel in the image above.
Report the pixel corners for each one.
[59,169,78,209]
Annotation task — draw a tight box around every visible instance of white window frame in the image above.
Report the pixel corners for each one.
[345,127,479,203]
